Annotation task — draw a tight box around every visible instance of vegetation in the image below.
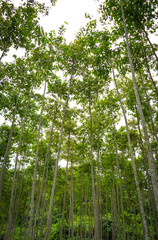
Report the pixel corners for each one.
[0,0,158,239]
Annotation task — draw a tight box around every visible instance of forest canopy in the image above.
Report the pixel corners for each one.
[0,0,158,239]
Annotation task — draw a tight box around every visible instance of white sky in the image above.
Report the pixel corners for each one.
[39,0,100,43]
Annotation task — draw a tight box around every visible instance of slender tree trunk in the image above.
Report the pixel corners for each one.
[111,183,117,240]
[91,197,93,239]
[106,191,109,240]
[133,201,139,240]
[75,197,78,240]
[119,173,126,239]
[116,172,121,240]
[0,82,21,201]
[112,112,126,239]
[60,133,70,240]
[88,95,99,240]
[0,39,10,61]
[89,195,91,240]
[120,0,158,215]
[142,29,158,62]
[85,187,88,240]
[136,113,158,236]
[142,43,158,97]
[125,173,135,240]
[27,80,47,240]
[44,74,73,240]
[31,135,43,240]
[68,187,71,240]
[70,154,74,240]
[111,61,149,239]
[97,140,101,240]
[80,180,83,240]
[139,71,158,143]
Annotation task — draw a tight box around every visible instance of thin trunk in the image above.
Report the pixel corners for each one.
[116,173,121,240]
[120,0,158,216]
[125,173,135,240]
[31,134,43,240]
[88,95,99,240]
[89,196,91,240]
[133,202,139,240]
[80,181,83,240]
[44,74,73,240]
[112,112,126,239]
[68,189,71,240]
[33,129,43,240]
[111,60,149,239]
[106,191,109,240]
[142,43,158,97]
[71,154,74,240]
[100,188,102,240]
[97,140,101,240]
[60,133,70,240]
[136,113,158,236]
[85,187,88,240]
[0,39,10,61]
[59,194,61,240]
[111,184,116,240]
[119,174,126,240]
[90,197,93,240]
[0,82,21,201]
[142,29,158,63]
[27,80,47,240]
[139,72,158,143]
[75,197,78,240]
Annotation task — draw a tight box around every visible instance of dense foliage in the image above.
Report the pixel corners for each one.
[0,0,158,239]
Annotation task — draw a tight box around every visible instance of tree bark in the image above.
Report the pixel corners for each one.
[125,173,135,239]
[44,74,73,240]
[136,112,158,236]
[112,112,126,239]
[142,42,158,97]
[142,29,158,63]
[70,152,74,240]
[60,133,70,240]
[138,72,158,143]
[88,95,99,240]
[111,60,149,239]
[120,0,158,216]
